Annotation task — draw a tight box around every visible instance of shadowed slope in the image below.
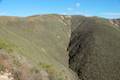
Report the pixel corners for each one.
[68,16,120,80]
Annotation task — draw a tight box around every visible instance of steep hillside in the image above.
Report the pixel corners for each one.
[0,15,78,80]
[0,14,120,80]
[68,16,120,80]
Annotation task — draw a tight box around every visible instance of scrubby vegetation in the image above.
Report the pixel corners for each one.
[0,38,15,53]
[0,64,5,71]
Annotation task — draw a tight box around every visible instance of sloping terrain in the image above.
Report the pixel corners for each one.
[68,16,120,80]
[0,14,120,80]
[0,15,78,80]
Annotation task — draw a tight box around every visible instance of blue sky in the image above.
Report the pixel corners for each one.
[0,0,120,18]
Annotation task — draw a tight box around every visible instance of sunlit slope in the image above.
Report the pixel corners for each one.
[0,15,78,80]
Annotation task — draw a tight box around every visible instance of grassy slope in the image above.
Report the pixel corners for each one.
[0,15,78,80]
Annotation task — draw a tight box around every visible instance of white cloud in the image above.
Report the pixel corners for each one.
[76,2,80,8]
[67,8,73,11]
[74,11,92,16]
[102,12,120,15]
[62,12,67,15]
[0,12,6,15]
[101,12,120,18]
[64,2,81,15]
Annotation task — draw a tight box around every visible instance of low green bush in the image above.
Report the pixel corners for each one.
[0,38,15,53]
[0,64,5,71]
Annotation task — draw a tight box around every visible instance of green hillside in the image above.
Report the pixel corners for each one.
[0,15,78,80]
[0,14,120,80]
